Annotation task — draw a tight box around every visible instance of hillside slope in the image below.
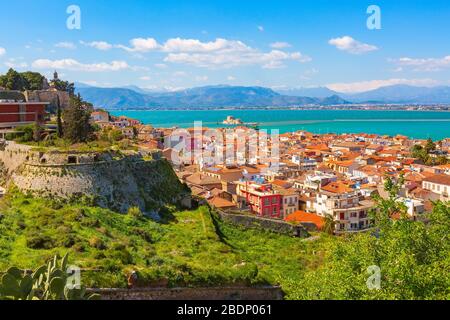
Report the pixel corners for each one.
[0,191,330,297]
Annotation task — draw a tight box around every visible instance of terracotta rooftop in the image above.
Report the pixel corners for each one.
[207,196,236,209]
[186,172,221,186]
[285,210,324,229]
[321,181,354,194]
[423,174,450,186]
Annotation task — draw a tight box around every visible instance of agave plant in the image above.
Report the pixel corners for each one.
[0,253,100,300]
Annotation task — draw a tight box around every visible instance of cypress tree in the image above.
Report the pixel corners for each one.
[63,94,93,143]
[56,95,63,138]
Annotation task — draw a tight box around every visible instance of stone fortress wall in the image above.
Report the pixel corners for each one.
[25,90,70,111]
[0,141,189,213]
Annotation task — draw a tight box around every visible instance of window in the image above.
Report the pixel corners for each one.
[272,207,277,215]
[264,198,270,206]
[272,197,277,204]
[68,156,77,164]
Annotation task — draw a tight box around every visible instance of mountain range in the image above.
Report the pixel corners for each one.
[74,83,450,109]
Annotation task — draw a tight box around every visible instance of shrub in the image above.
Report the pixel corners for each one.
[89,236,106,250]
[127,206,143,219]
[118,139,130,149]
[26,232,55,249]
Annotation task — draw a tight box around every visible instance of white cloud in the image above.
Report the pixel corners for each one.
[393,56,450,72]
[227,76,236,81]
[162,38,250,53]
[80,40,113,51]
[328,36,378,54]
[139,76,151,81]
[165,49,310,69]
[0,47,5,56]
[117,38,160,52]
[327,78,439,93]
[257,25,264,32]
[115,37,310,69]
[32,59,130,72]
[270,42,291,49]
[117,37,252,54]
[54,42,76,50]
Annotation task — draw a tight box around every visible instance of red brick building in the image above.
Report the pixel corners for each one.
[0,102,48,128]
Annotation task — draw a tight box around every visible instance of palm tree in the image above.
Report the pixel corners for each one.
[323,214,335,235]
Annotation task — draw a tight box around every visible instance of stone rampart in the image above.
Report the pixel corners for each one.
[216,210,309,238]
[0,142,188,213]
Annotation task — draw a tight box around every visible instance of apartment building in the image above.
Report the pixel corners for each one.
[422,174,450,200]
[0,101,48,129]
[314,181,374,233]
[236,181,282,218]
[274,186,299,218]
[291,155,318,171]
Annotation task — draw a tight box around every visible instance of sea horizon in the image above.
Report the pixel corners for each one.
[111,109,450,140]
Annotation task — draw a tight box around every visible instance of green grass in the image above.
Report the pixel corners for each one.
[0,190,332,297]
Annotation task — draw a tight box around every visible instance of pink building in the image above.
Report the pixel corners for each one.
[237,182,282,218]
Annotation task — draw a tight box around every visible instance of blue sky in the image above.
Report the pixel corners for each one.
[0,0,449,92]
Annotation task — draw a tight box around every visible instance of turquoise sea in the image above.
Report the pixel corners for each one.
[110,110,450,140]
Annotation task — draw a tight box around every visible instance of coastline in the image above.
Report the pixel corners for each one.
[109,109,450,140]
[107,107,450,112]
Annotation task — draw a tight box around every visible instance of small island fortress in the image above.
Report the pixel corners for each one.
[223,116,243,125]
[222,116,259,129]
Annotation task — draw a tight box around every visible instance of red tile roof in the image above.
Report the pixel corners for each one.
[285,210,324,229]
[423,174,450,186]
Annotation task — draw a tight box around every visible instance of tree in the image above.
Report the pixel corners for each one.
[21,71,45,90]
[32,123,44,142]
[14,124,34,142]
[411,144,429,164]
[425,138,436,153]
[0,68,26,91]
[63,94,94,143]
[56,95,63,138]
[288,176,450,300]
[322,214,335,235]
[51,79,75,96]
[435,155,448,165]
